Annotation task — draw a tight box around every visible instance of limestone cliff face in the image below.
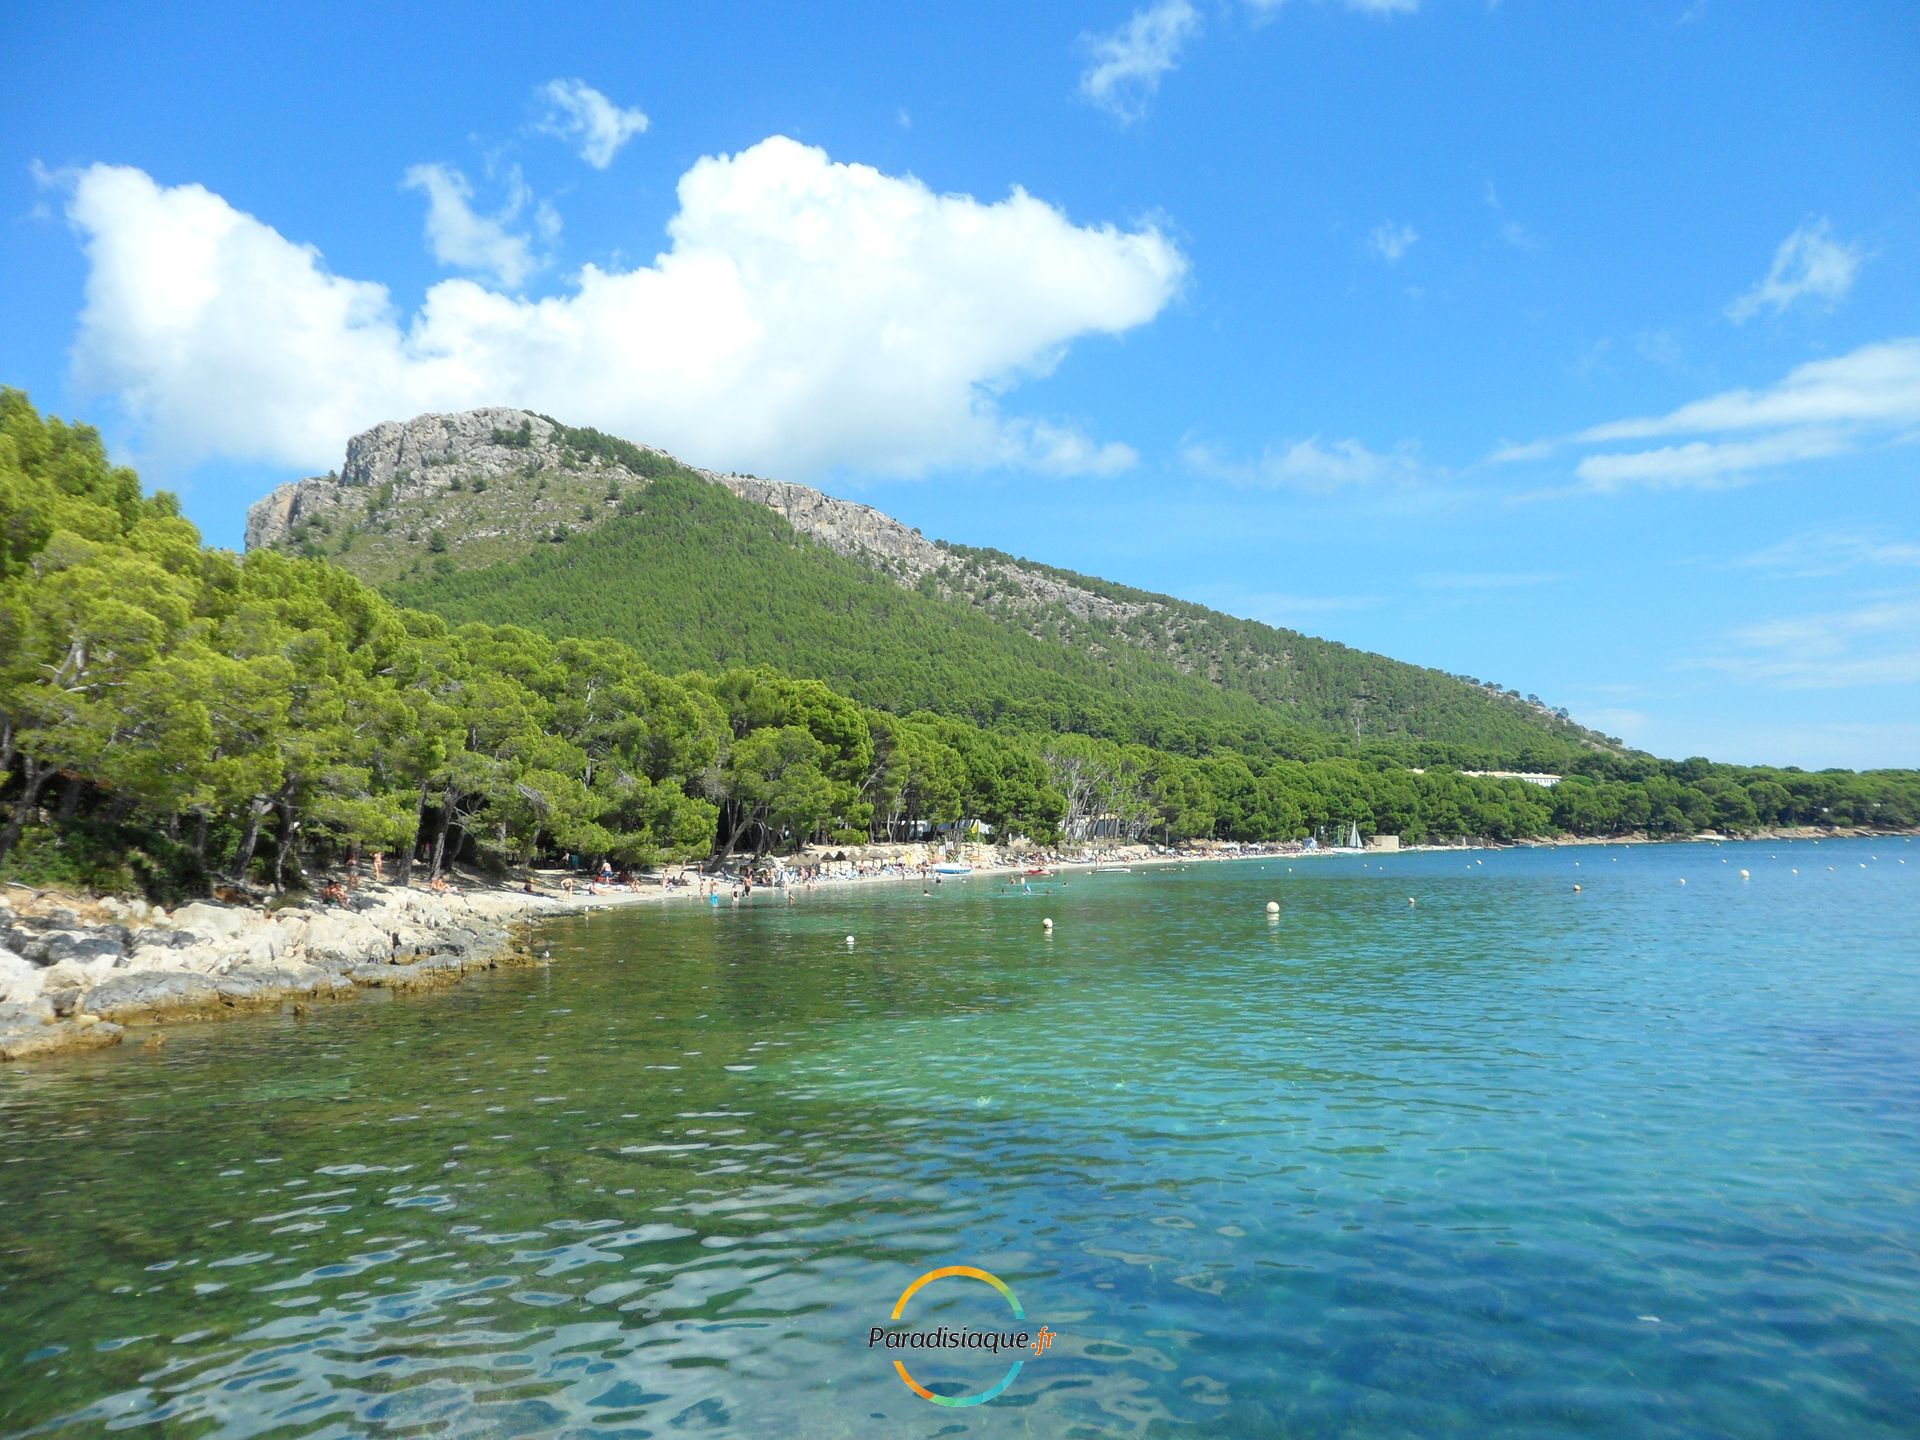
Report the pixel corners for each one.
[710,475,1156,629]
[245,409,560,551]
[711,476,944,578]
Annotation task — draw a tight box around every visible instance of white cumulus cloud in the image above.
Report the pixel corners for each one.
[1726,217,1863,323]
[534,79,650,168]
[1080,1,1202,122]
[62,139,1186,481]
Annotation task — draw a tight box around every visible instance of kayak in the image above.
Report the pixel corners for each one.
[931,863,973,876]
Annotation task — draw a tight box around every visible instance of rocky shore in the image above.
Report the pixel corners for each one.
[0,883,572,1063]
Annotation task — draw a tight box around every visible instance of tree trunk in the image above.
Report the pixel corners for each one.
[228,795,271,882]
[709,800,752,870]
[56,774,86,822]
[271,800,301,891]
[398,782,428,887]
[427,786,457,882]
[0,759,54,869]
[190,810,210,860]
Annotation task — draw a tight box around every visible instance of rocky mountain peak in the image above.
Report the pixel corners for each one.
[245,408,557,550]
[244,407,1162,634]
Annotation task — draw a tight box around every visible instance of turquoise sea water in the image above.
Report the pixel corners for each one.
[1,838,1917,1438]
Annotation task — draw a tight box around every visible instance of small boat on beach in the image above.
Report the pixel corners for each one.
[1025,867,1053,877]
[932,863,973,876]
[1092,864,1132,873]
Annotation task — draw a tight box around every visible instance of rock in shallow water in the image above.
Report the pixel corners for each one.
[0,947,40,1004]
[0,1009,122,1060]
[81,971,223,1023]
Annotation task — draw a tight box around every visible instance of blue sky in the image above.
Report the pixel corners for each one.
[4,1,1917,768]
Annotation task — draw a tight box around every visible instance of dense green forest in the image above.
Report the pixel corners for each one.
[4,390,1917,900]
[928,538,1603,751]
[386,469,1596,770]
[387,472,1344,764]
[266,407,1614,764]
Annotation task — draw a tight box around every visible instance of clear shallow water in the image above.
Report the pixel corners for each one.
[1,838,1917,1438]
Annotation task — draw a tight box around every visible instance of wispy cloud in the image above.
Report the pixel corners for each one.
[1698,594,1920,690]
[1004,418,1138,477]
[1732,529,1920,579]
[1486,438,1555,464]
[534,79,650,169]
[1636,329,1685,370]
[401,162,556,288]
[1495,337,1920,493]
[1079,1,1202,123]
[1580,339,1920,442]
[1573,427,1854,492]
[1096,0,1413,120]
[1368,221,1418,264]
[1483,181,1538,251]
[1726,217,1863,323]
[1184,435,1425,491]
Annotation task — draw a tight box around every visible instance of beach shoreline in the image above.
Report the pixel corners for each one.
[5,824,1912,1063]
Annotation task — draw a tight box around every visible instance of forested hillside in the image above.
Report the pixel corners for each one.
[5,390,1918,904]
[257,407,1615,766]
[385,472,1346,765]
[927,541,1594,750]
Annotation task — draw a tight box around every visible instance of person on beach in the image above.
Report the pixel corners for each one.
[371,853,386,883]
